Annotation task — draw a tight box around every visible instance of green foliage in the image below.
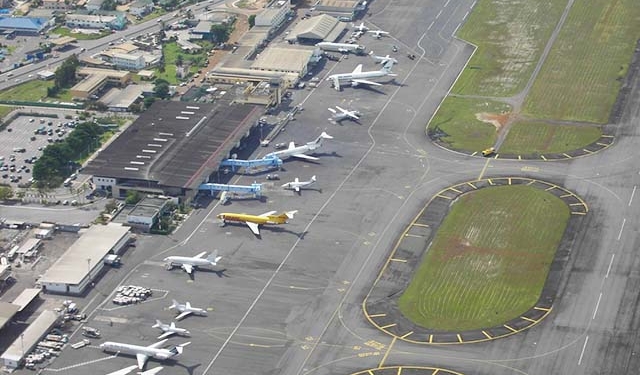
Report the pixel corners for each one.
[248,14,256,28]
[125,190,143,205]
[32,121,104,187]
[143,96,156,108]
[210,24,232,43]
[154,78,170,99]
[101,0,116,10]
[54,54,79,89]
[105,200,118,213]
[0,186,13,200]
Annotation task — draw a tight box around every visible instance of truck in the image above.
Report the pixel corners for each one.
[315,42,366,54]
[103,254,121,267]
[71,339,90,349]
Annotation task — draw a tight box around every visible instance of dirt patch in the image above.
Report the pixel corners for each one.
[475,112,511,131]
[232,0,268,10]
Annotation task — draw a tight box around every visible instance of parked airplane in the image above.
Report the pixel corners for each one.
[217,210,297,235]
[326,61,397,91]
[265,132,333,161]
[369,51,398,65]
[328,106,361,122]
[152,320,190,340]
[352,22,369,32]
[368,29,390,38]
[163,251,221,275]
[100,339,189,370]
[106,366,164,375]
[169,300,208,320]
[282,176,316,193]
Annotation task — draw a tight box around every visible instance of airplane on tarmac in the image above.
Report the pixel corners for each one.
[217,210,298,235]
[264,132,333,161]
[282,176,316,193]
[326,61,397,91]
[106,365,164,375]
[100,339,189,370]
[367,29,390,38]
[328,106,361,122]
[163,251,222,275]
[352,22,369,32]
[369,51,398,65]
[169,300,208,320]
[152,320,191,339]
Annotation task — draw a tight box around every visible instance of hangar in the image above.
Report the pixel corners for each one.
[286,14,346,44]
[84,100,263,200]
[314,0,368,21]
[0,310,60,369]
[0,302,19,334]
[38,224,130,295]
[252,47,320,76]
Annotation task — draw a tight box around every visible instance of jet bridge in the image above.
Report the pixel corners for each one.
[198,182,263,197]
[219,155,282,172]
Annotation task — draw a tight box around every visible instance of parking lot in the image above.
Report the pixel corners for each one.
[0,112,77,188]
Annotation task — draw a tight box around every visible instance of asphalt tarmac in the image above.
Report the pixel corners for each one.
[24,0,640,374]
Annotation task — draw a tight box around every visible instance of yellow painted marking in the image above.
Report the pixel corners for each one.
[397,367,402,375]
[368,370,375,375]
[471,151,478,156]
[380,323,397,329]
[583,148,593,153]
[467,182,477,189]
[601,134,614,138]
[390,258,407,262]
[521,316,537,323]
[404,233,423,238]
[572,211,587,215]
[487,179,494,185]
[478,158,491,180]
[493,153,499,159]
[560,193,573,198]
[400,331,413,339]
[412,223,429,228]
[378,337,396,368]
[369,313,386,318]
[481,330,492,339]
[570,203,584,206]
[518,155,522,160]
[450,187,462,193]
[433,370,439,375]
[596,142,607,146]
[534,306,551,312]
[540,155,547,161]
[456,334,462,343]
[562,153,571,158]
[428,335,433,344]
[545,185,555,191]
[527,180,535,185]
[508,177,512,185]
[436,194,452,200]
[504,324,517,332]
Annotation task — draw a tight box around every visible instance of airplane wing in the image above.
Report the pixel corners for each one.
[349,112,360,120]
[352,64,363,74]
[139,368,164,375]
[294,177,299,183]
[246,222,260,236]
[157,331,173,340]
[259,211,277,217]
[351,79,383,87]
[335,105,347,113]
[107,365,139,375]
[148,339,168,349]
[287,141,296,150]
[175,311,192,320]
[327,107,336,114]
[136,354,149,370]
[291,153,319,161]
[332,77,340,90]
[193,251,207,259]
[182,264,194,274]
[294,186,300,192]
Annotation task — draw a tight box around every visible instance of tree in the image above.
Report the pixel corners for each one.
[125,190,143,205]
[143,96,156,108]
[176,54,183,67]
[210,24,232,43]
[101,0,116,10]
[248,15,256,28]
[54,54,79,89]
[0,186,13,200]
[154,79,171,99]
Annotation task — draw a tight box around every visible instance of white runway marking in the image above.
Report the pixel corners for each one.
[444,0,451,7]
[617,218,626,240]
[578,335,589,365]
[436,10,443,19]
[428,21,435,30]
[629,185,636,206]
[606,253,615,278]
[592,292,602,319]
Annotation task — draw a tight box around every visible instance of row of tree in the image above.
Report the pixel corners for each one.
[48,55,79,97]
[33,121,105,188]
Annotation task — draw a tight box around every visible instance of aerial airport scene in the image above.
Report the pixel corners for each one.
[0,0,638,374]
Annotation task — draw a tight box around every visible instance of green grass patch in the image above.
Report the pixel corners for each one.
[398,185,570,331]
[524,0,640,123]
[0,106,15,119]
[428,96,510,151]
[0,80,51,101]
[155,41,213,84]
[137,8,167,23]
[51,27,111,40]
[454,0,566,97]
[500,121,602,155]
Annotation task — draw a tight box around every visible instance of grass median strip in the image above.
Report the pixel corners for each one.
[500,121,602,155]
[398,185,569,331]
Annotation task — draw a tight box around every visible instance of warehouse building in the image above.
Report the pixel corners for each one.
[251,46,320,76]
[0,302,19,334]
[0,310,60,369]
[286,14,346,44]
[38,224,130,295]
[314,0,368,21]
[70,67,131,100]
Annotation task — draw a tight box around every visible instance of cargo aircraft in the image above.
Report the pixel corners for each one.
[217,210,297,235]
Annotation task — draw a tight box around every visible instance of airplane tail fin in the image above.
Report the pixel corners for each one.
[169,300,179,310]
[152,320,162,328]
[382,60,395,73]
[171,342,191,355]
[314,132,333,144]
[285,210,298,219]
[310,175,317,183]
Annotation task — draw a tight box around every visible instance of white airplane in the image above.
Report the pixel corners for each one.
[152,320,190,340]
[265,132,333,161]
[369,51,398,65]
[100,339,189,370]
[352,22,369,32]
[282,176,316,193]
[106,365,164,375]
[163,251,222,275]
[169,299,208,320]
[326,61,397,91]
[368,29,390,38]
[328,106,361,122]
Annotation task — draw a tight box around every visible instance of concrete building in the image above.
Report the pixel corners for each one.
[111,53,145,70]
[70,67,131,100]
[0,17,51,35]
[11,288,41,313]
[255,0,290,29]
[126,196,173,232]
[314,0,367,21]
[0,302,19,333]
[286,14,345,44]
[38,224,130,295]
[42,0,72,10]
[85,0,105,11]
[0,310,60,369]
[65,13,127,30]
[16,238,41,260]
[129,0,153,17]
[99,84,152,111]
[251,46,318,76]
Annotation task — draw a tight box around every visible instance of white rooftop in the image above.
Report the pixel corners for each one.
[0,310,59,363]
[11,288,41,312]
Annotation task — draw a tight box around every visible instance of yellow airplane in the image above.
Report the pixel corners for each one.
[216,210,298,235]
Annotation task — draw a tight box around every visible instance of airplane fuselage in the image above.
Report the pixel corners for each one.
[163,256,212,268]
[100,342,175,360]
[161,328,189,336]
[217,213,287,225]
[329,70,391,83]
[267,144,317,159]
[177,308,207,316]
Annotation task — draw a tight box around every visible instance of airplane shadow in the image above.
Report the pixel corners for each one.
[163,360,200,375]
[191,268,229,280]
[298,187,323,195]
[358,85,387,95]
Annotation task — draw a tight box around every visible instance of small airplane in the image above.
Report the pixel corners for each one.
[152,320,190,340]
[169,300,208,320]
[100,339,189,370]
[106,366,164,375]
[328,106,361,122]
[369,51,398,65]
[367,29,390,39]
[217,210,297,236]
[326,61,397,91]
[282,176,316,193]
[352,22,369,32]
[265,132,333,161]
[163,251,222,275]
